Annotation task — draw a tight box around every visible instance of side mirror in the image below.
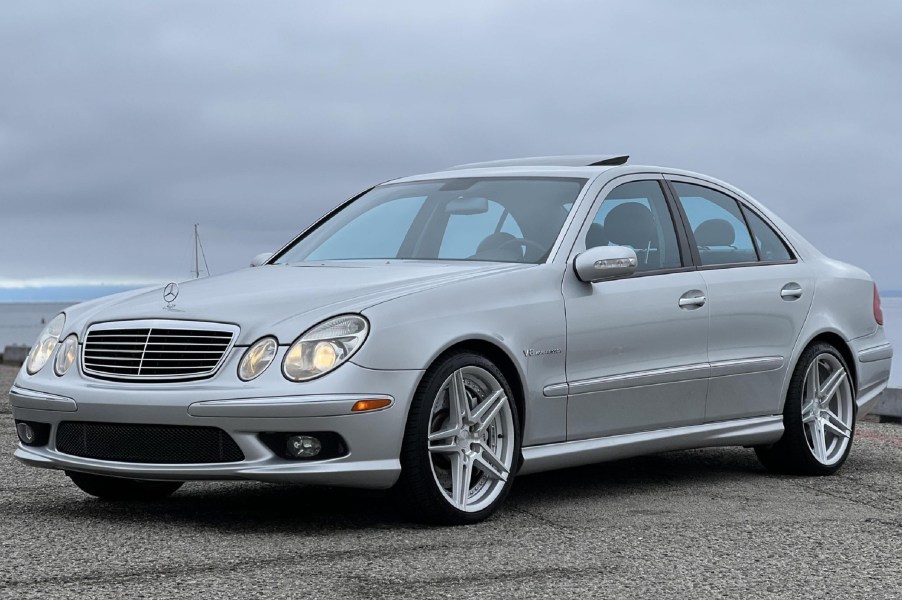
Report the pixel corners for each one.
[574,246,637,283]
[250,252,274,267]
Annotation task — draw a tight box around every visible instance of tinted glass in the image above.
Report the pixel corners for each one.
[439,200,523,258]
[673,182,757,266]
[585,180,682,272]
[276,177,585,264]
[307,196,426,260]
[743,208,793,262]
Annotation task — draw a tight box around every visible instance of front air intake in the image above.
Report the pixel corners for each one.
[56,422,245,463]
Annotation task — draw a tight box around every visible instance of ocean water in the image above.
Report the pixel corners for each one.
[0,303,72,350]
[880,297,902,386]
[1,298,899,384]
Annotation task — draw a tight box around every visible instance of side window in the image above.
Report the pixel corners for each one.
[743,208,793,262]
[438,200,523,259]
[586,180,682,272]
[672,182,756,266]
[307,196,426,260]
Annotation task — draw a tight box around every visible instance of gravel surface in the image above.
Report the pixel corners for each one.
[2,364,901,599]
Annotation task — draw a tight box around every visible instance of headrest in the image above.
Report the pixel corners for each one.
[694,219,735,246]
[604,203,656,249]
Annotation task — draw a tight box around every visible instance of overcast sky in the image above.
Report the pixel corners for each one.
[2,1,900,292]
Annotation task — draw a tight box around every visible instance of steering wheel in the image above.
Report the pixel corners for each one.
[495,237,547,260]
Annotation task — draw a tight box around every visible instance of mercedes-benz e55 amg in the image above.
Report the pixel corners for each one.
[11,155,892,524]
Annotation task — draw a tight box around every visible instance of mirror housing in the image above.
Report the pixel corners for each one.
[574,246,638,283]
[250,252,274,267]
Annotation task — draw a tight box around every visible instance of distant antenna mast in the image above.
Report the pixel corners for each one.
[192,224,211,278]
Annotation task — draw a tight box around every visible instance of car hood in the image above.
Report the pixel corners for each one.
[63,261,530,345]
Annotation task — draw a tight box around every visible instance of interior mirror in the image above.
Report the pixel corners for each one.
[574,245,637,283]
[445,196,489,215]
[250,252,274,267]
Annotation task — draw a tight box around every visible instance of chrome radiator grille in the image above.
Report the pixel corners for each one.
[82,321,238,382]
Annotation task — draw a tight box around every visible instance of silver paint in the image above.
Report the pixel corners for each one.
[9,159,893,495]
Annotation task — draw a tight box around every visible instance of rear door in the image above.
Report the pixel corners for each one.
[666,176,814,421]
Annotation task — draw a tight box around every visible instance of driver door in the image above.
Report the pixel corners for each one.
[563,176,710,440]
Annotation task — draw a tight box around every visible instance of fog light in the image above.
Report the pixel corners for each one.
[14,420,50,446]
[16,422,36,444]
[286,435,322,459]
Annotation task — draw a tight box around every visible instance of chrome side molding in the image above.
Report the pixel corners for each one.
[542,356,784,397]
[9,386,78,412]
[858,343,893,363]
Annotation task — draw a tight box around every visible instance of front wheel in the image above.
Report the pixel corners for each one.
[397,352,520,525]
[66,471,184,501]
[755,343,856,475]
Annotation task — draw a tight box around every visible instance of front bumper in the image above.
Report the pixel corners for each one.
[10,363,423,489]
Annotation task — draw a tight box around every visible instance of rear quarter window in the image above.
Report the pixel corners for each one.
[743,208,793,262]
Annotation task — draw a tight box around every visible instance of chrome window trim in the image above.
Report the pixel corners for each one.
[663,173,801,262]
[80,319,240,382]
[556,172,678,268]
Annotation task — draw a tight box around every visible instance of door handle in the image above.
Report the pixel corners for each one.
[678,290,706,309]
[781,283,803,301]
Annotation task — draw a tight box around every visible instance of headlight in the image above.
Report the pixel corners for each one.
[238,337,278,381]
[54,335,79,376]
[25,313,65,375]
[283,314,369,381]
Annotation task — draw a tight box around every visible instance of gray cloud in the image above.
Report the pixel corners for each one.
[1,1,900,287]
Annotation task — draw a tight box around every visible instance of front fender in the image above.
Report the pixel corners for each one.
[352,264,568,445]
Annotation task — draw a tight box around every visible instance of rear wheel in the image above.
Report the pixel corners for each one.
[397,352,520,525]
[755,343,855,475]
[66,471,184,501]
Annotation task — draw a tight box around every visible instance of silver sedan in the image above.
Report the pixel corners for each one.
[10,155,893,524]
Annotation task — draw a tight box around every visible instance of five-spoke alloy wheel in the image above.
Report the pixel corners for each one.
[799,352,854,465]
[398,352,520,524]
[756,342,856,475]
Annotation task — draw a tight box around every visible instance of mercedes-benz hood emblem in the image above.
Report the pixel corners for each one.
[163,282,179,306]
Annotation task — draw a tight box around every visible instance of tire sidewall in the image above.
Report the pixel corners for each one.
[400,351,521,524]
[784,343,856,475]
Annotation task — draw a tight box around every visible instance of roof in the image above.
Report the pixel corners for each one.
[446,154,629,170]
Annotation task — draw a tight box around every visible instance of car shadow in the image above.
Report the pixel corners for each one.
[49,446,772,531]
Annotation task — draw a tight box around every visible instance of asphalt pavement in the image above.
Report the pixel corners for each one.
[2,364,901,599]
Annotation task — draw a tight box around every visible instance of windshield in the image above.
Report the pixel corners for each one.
[274,177,587,265]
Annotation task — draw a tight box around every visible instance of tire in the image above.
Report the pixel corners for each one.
[396,351,521,525]
[66,471,184,501]
[755,342,856,475]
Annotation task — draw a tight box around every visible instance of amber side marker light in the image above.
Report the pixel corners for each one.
[351,399,392,412]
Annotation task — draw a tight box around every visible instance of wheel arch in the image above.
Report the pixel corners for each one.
[412,337,527,438]
[786,329,858,400]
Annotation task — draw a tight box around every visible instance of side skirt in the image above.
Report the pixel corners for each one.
[519,415,783,476]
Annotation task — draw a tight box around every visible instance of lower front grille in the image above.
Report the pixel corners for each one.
[56,422,245,464]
